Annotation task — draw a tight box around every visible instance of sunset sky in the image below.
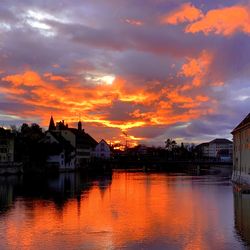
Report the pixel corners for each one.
[0,0,250,146]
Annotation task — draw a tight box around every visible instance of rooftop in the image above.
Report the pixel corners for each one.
[209,138,232,144]
[68,128,98,147]
[196,142,209,148]
[232,113,250,134]
[48,118,98,147]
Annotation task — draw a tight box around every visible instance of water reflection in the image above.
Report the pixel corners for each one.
[0,172,113,212]
[0,175,23,212]
[0,171,247,249]
[234,192,250,247]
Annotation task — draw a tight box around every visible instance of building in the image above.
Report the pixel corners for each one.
[231,113,250,186]
[209,139,233,160]
[94,139,111,159]
[41,131,76,171]
[48,117,98,167]
[0,128,14,163]
[196,142,209,158]
[196,138,232,161]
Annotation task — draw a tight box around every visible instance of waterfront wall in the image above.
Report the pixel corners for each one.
[0,164,23,175]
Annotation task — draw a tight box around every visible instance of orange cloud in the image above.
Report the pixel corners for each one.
[126,88,211,127]
[161,3,203,25]
[3,71,45,87]
[179,50,212,88]
[186,5,250,36]
[167,90,193,104]
[0,86,26,96]
[1,69,215,143]
[44,73,69,82]
[165,4,250,36]
[196,95,209,102]
[1,72,150,131]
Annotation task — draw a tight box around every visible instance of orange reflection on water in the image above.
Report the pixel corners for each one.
[1,172,239,249]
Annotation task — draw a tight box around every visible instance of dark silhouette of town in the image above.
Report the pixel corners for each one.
[0,116,233,174]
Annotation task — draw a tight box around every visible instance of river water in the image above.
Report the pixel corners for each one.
[0,170,249,249]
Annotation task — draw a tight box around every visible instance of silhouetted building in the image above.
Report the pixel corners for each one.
[196,142,209,158]
[94,139,111,159]
[0,128,14,163]
[49,116,56,131]
[47,118,97,167]
[78,121,82,131]
[41,131,76,171]
[232,113,250,186]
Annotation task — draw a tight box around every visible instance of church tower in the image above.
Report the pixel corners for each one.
[49,116,56,131]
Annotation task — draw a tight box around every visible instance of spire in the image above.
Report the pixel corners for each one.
[78,120,82,131]
[49,116,56,131]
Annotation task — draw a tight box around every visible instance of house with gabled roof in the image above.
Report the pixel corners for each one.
[48,117,98,167]
[94,139,111,159]
[231,113,250,186]
[41,131,76,171]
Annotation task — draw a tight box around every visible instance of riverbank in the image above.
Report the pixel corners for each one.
[0,159,232,176]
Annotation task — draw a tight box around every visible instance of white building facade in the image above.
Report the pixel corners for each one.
[208,139,233,160]
[49,118,98,167]
[197,139,232,161]
[94,139,111,159]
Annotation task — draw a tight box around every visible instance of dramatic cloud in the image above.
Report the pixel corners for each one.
[179,50,213,88]
[165,3,250,36]
[0,0,249,146]
[186,5,250,36]
[161,3,204,25]
[1,68,213,137]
